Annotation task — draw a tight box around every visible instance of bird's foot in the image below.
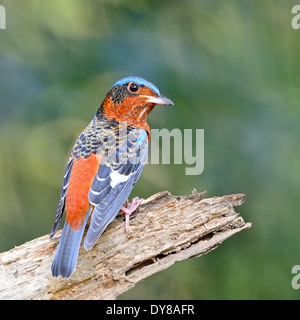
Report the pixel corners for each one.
[121,196,144,233]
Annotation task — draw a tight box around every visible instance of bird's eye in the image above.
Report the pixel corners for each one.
[128,82,139,93]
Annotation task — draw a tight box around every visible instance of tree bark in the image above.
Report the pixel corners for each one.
[0,190,251,300]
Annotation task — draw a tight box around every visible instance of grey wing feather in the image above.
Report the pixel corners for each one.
[50,158,74,239]
[84,131,148,250]
[84,163,144,250]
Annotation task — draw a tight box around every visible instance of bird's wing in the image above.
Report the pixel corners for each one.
[84,130,148,250]
[50,157,74,239]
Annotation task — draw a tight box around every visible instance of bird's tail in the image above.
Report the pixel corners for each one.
[51,211,90,278]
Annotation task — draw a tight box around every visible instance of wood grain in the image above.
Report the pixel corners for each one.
[0,190,251,300]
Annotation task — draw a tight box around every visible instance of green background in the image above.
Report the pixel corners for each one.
[1,0,300,299]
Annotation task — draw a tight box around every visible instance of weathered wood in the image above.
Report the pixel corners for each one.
[0,190,251,300]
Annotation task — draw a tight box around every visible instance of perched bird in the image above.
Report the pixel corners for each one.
[50,76,174,278]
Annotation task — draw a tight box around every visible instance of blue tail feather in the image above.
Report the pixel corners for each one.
[51,212,89,278]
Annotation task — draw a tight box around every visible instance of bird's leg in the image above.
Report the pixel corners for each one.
[121,196,144,233]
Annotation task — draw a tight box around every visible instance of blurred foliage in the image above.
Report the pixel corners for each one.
[1,0,300,299]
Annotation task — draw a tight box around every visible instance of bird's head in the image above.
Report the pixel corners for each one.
[101,76,174,132]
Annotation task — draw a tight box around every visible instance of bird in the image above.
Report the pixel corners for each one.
[50,76,174,278]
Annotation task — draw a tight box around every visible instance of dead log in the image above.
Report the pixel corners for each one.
[0,190,251,300]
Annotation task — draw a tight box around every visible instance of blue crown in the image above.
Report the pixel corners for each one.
[112,76,160,96]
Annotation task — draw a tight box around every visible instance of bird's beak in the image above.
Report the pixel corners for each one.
[139,95,174,106]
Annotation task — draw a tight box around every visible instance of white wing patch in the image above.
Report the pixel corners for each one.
[109,170,130,188]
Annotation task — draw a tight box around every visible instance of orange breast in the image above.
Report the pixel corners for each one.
[66,154,100,231]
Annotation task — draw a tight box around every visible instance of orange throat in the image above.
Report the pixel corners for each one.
[102,96,154,135]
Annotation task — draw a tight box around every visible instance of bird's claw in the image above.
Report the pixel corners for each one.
[121,196,144,233]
